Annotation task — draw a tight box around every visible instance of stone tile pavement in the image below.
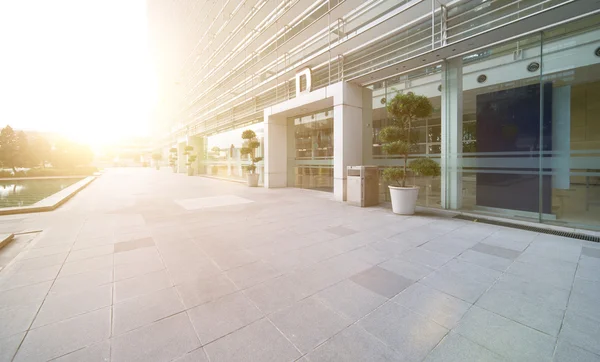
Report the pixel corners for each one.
[0,168,599,361]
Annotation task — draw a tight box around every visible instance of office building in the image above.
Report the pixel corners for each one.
[147,0,600,230]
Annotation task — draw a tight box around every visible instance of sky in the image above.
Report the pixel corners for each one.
[0,0,156,147]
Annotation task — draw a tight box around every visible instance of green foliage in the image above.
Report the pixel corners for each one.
[241,130,256,140]
[211,146,220,153]
[184,145,194,152]
[382,167,405,186]
[241,129,261,175]
[169,147,177,153]
[380,92,435,187]
[409,158,440,177]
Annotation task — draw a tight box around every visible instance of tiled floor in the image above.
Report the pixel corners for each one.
[0,168,599,362]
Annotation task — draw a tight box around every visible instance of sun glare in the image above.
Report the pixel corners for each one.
[0,0,156,148]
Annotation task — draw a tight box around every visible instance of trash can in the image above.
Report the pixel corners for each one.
[346,166,380,207]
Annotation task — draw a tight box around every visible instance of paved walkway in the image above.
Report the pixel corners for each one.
[0,168,599,362]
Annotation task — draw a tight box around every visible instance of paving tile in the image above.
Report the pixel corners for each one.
[378,258,435,281]
[270,297,351,353]
[581,246,600,259]
[493,273,570,310]
[318,253,372,279]
[0,332,25,362]
[476,287,564,336]
[315,279,387,321]
[58,254,113,278]
[421,270,490,303]
[52,340,111,362]
[344,245,391,265]
[114,237,155,253]
[560,311,600,355]
[50,269,113,296]
[114,247,162,266]
[506,260,576,290]
[13,307,111,362]
[173,348,209,362]
[479,234,531,252]
[114,269,172,302]
[438,259,502,284]
[393,283,471,329]
[453,306,556,362]
[166,258,223,285]
[207,249,260,271]
[326,226,357,237]
[0,303,40,338]
[370,239,413,256]
[553,338,600,362]
[114,258,165,281]
[14,253,67,271]
[245,275,310,314]
[225,260,280,289]
[398,248,455,268]
[471,243,521,260]
[113,287,185,335]
[423,331,507,362]
[350,266,414,299]
[326,233,374,253]
[22,245,71,260]
[519,240,581,264]
[0,264,61,291]
[204,318,300,362]
[33,283,112,328]
[112,312,201,362]
[65,245,114,263]
[187,292,263,344]
[359,302,448,361]
[306,324,401,362]
[419,237,477,257]
[175,273,238,309]
[0,281,51,309]
[575,263,600,282]
[457,250,513,271]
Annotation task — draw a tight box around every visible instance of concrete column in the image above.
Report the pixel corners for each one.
[264,110,287,188]
[552,86,571,190]
[441,58,463,209]
[332,83,368,202]
[177,141,186,173]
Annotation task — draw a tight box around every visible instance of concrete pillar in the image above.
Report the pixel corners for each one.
[177,141,186,173]
[332,83,369,202]
[441,58,463,209]
[264,111,287,188]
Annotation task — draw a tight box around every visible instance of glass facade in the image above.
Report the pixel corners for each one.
[202,123,264,183]
[369,14,600,230]
[289,109,334,192]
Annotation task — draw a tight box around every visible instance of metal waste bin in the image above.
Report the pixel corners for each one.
[346,166,379,207]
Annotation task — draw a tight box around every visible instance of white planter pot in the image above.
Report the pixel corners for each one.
[247,173,259,187]
[388,186,419,215]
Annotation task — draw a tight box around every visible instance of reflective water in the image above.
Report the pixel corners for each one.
[0,178,83,208]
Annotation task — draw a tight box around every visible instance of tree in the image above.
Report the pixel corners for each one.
[29,136,51,168]
[0,126,30,172]
[379,92,439,187]
[240,130,262,174]
[51,140,93,168]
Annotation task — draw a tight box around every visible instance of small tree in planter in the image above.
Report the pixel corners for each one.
[380,92,440,214]
[240,130,262,187]
[183,145,197,176]
[151,153,162,170]
[168,147,178,172]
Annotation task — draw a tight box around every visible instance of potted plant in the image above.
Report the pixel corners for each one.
[151,153,162,170]
[240,130,262,187]
[380,92,440,214]
[169,147,178,172]
[184,145,196,176]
